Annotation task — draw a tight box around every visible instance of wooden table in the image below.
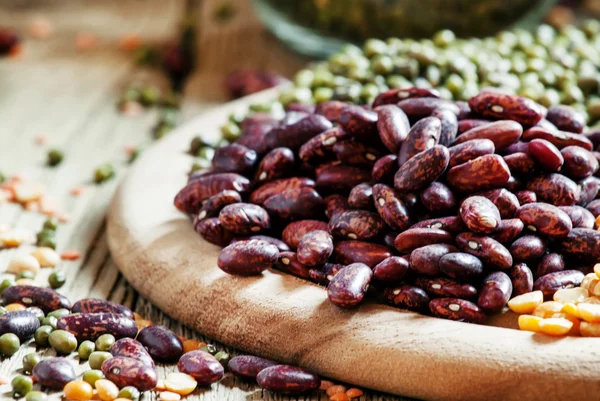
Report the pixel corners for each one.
[0,1,408,400]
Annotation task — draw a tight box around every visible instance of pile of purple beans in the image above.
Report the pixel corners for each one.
[175,87,600,324]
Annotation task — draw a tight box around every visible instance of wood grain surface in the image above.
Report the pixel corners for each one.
[107,90,600,401]
[0,1,398,400]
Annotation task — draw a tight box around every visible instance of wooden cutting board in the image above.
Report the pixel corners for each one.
[106,90,600,401]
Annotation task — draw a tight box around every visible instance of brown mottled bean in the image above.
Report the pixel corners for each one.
[397,98,459,120]
[254,148,295,183]
[57,313,137,341]
[281,220,328,250]
[0,311,40,341]
[328,210,385,241]
[420,182,456,213]
[476,188,520,219]
[429,298,485,324]
[102,356,158,391]
[298,126,348,164]
[324,194,349,218]
[193,217,233,247]
[587,199,600,217]
[230,236,290,252]
[415,276,477,299]
[546,105,586,133]
[394,228,453,254]
[257,365,320,395]
[373,88,440,107]
[447,154,511,192]
[237,118,278,156]
[509,235,547,261]
[577,177,599,206]
[453,120,522,150]
[219,203,270,235]
[72,298,133,318]
[137,325,183,363]
[398,117,441,165]
[448,139,495,169]
[395,145,449,192]
[503,154,535,179]
[228,355,277,380]
[315,100,347,122]
[561,146,599,180]
[212,144,257,174]
[309,263,344,285]
[526,173,580,206]
[32,358,76,390]
[410,244,457,276]
[478,272,512,314]
[533,270,585,298]
[459,196,501,234]
[522,127,593,151]
[376,105,410,152]
[348,183,374,210]
[2,285,71,313]
[489,218,524,244]
[297,230,333,266]
[457,119,491,135]
[263,187,324,222]
[516,190,537,205]
[384,285,430,312]
[515,202,572,238]
[178,350,224,385]
[111,338,154,367]
[509,263,534,297]
[265,114,332,150]
[455,232,513,270]
[371,154,398,184]
[333,240,391,267]
[559,206,595,229]
[327,263,372,308]
[217,239,279,276]
[250,177,315,205]
[431,107,458,147]
[333,140,381,166]
[439,253,484,281]
[372,256,410,284]
[556,228,600,260]
[372,184,412,231]
[175,173,250,214]
[315,164,372,193]
[274,252,311,279]
[528,139,563,172]
[197,190,241,220]
[339,105,378,138]
[468,92,543,126]
[411,216,466,234]
[536,253,565,277]
[503,175,524,193]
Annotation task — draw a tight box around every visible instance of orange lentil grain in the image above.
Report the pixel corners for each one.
[118,34,141,51]
[330,394,350,401]
[346,388,363,398]
[0,376,9,385]
[34,134,49,145]
[155,380,166,391]
[320,380,335,391]
[326,385,347,397]
[75,32,97,51]
[124,144,136,156]
[183,339,205,353]
[29,17,54,39]
[596,215,600,230]
[58,213,71,223]
[70,185,87,196]
[61,250,82,260]
[136,319,153,330]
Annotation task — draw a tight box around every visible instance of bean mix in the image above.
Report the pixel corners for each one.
[176,88,600,332]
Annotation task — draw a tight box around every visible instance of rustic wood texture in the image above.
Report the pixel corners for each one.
[0,1,398,400]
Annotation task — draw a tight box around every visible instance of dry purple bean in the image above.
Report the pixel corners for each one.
[394,145,449,192]
[526,173,580,206]
[509,235,547,261]
[533,270,584,298]
[297,230,333,266]
[137,325,183,363]
[324,194,349,219]
[397,98,459,120]
[384,285,430,312]
[577,176,599,206]
[178,350,224,385]
[429,298,485,324]
[415,276,477,299]
[328,210,385,241]
[212,143,257,174]
[372,256,410,285]
[217,239,279,276]
[299,126,349,164]
[522,127,593,151]
[327,263,372,308]
[281,220,328,250]
[528,139,564,172]
[556,228,600,260]
[102,356,158,391]
[489,218,524,244]
[32,358,76,390]
[447,154,511,192]
[348,183,374,210]
[448,139,495,169]
[459,196,501,234]
[420,182,456,213]
[193,217,233,247]
[561,146,599,179]
[509,263,534,297]
[536,253,565,277]
[478,272,512,314]
[175,173,250,214]
[372,184,412,231]
[219,203,270,235]
[559,206,595,229]
[2,285,71,313]
[452,120,522,151]
[546,105,586,133]
[228,355,277,380]
[439,253,484,281]
[515,202,572,238]
[0,311,40,340]
[57,313,137,341]
[398,117,441,165]
[72,298,134,319]
[339,105,378,138]
[468,92,543,126]
[197,190,241,221]
[333,140,381,166]
[371,154,398,184]
[333,241,391,268]
[257,365,320,395]
[376,105,410,153]
[476,188,520,219]
[250,177,315,205]
[394,228,453,254]
[111,338,154,367]
[373,88,440,107]
[516,190,537,205]
[230,235,290,252]
[263,187,324,222]
[254,147,295,183]
[455,233,512,270]
[411,216,466,234]
[265,114,332,150]
[410,244,457,276]
[315,164,371,193]
[274,252,311,279]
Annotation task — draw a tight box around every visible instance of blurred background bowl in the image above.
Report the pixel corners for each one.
[252,0,557,57]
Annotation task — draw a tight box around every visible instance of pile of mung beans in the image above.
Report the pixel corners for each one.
[272,20,600,126]
[175,85,600,333]
[0,286,349,399]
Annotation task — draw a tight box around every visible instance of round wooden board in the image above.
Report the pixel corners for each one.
[107,90,600,401]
